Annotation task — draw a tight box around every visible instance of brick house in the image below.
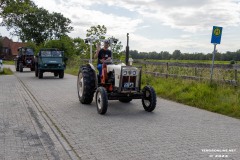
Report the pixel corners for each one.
[0,37,26,59]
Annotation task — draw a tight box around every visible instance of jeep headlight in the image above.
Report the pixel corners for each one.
[44,64,47,67]
[58,64,62,67]
[123,70,127,76]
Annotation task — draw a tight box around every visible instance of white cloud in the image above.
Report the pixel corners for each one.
[18,0,240,53]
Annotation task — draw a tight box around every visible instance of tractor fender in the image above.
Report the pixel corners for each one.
[87,63,98,89]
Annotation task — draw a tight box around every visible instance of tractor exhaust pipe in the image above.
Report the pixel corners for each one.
[126,33,129,66]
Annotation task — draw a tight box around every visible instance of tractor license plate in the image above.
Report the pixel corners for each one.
[124,82,134,88]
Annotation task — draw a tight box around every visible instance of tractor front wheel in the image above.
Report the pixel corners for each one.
[96,87,108,115]
[38,70,43,79]
[142,85,157,112]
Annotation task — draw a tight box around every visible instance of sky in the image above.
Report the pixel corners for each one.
[1,0,240,53]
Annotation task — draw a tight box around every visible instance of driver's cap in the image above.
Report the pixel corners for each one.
[103,40,109,44]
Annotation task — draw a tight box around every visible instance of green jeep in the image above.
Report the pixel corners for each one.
[35,48,66,79]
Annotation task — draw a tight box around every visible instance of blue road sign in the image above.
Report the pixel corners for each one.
[211,26,222,44]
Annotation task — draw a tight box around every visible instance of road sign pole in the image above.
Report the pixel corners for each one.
[210,43,217,82]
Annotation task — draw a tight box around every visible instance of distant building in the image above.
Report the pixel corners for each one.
[0,37,26,59]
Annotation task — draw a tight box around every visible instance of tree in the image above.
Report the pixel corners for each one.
[172,50,181,60]
[86,25,107,39]
[1,1,73,45]
[85,25,123,59]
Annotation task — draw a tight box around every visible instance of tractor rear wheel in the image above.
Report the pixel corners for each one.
[77,65,96,104]
[35,66,38,77]
[16,62,19,71]
[19,63,23,72]
[142,85,157,112]
[96,87,108,115]
[119,98,132,103]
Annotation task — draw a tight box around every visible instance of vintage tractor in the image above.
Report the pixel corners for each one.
[15,47,35,72]
[35,48,66,79]
[77,33,157,115]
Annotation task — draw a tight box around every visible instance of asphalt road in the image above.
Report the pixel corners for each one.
[1,65,240,160]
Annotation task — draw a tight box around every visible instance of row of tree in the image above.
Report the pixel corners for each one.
[0,0,73,45]
[130,50,240,61]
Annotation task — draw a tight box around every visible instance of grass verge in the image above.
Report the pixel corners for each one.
[142,74,240,119]
[0,68,13,75]
[3,60,15,65]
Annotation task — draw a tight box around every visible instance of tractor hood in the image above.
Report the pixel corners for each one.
[107,63,126,73]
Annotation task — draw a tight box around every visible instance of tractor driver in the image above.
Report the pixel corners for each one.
[94,40,112,76]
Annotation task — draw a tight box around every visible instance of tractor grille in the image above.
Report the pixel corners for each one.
[121,76,138,91]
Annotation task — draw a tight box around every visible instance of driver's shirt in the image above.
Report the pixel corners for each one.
[98,49,112,64]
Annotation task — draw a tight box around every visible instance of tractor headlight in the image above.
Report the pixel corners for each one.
[123,70,127,76]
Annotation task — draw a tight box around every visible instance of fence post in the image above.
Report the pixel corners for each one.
[235,69,238,85]
[166,62,169,78]
[194,67,197,77]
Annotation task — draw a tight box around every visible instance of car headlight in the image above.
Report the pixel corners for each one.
[58,64,61,67]
[44,64,47,67]
[123,70,127,76]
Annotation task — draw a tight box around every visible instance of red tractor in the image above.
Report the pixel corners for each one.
[15,47,35,72]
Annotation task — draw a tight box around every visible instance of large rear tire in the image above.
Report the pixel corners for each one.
[77,65,96,104]
[16,62,19,71]
[142,85,157,112]
[96,87,108,115]
[35,66,38,77]
[19,63,23,72]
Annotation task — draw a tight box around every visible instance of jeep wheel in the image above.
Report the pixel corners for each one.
[19,63,23,72]
[77,65,96,104]
[142,85,157,112]
[119,97,132,103]
[96,87,108,115]
[59,71,64,79]
[54,72,59,77]
[38,70,43,79]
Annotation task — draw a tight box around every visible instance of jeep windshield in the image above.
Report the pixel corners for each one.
[40,51,63,57]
